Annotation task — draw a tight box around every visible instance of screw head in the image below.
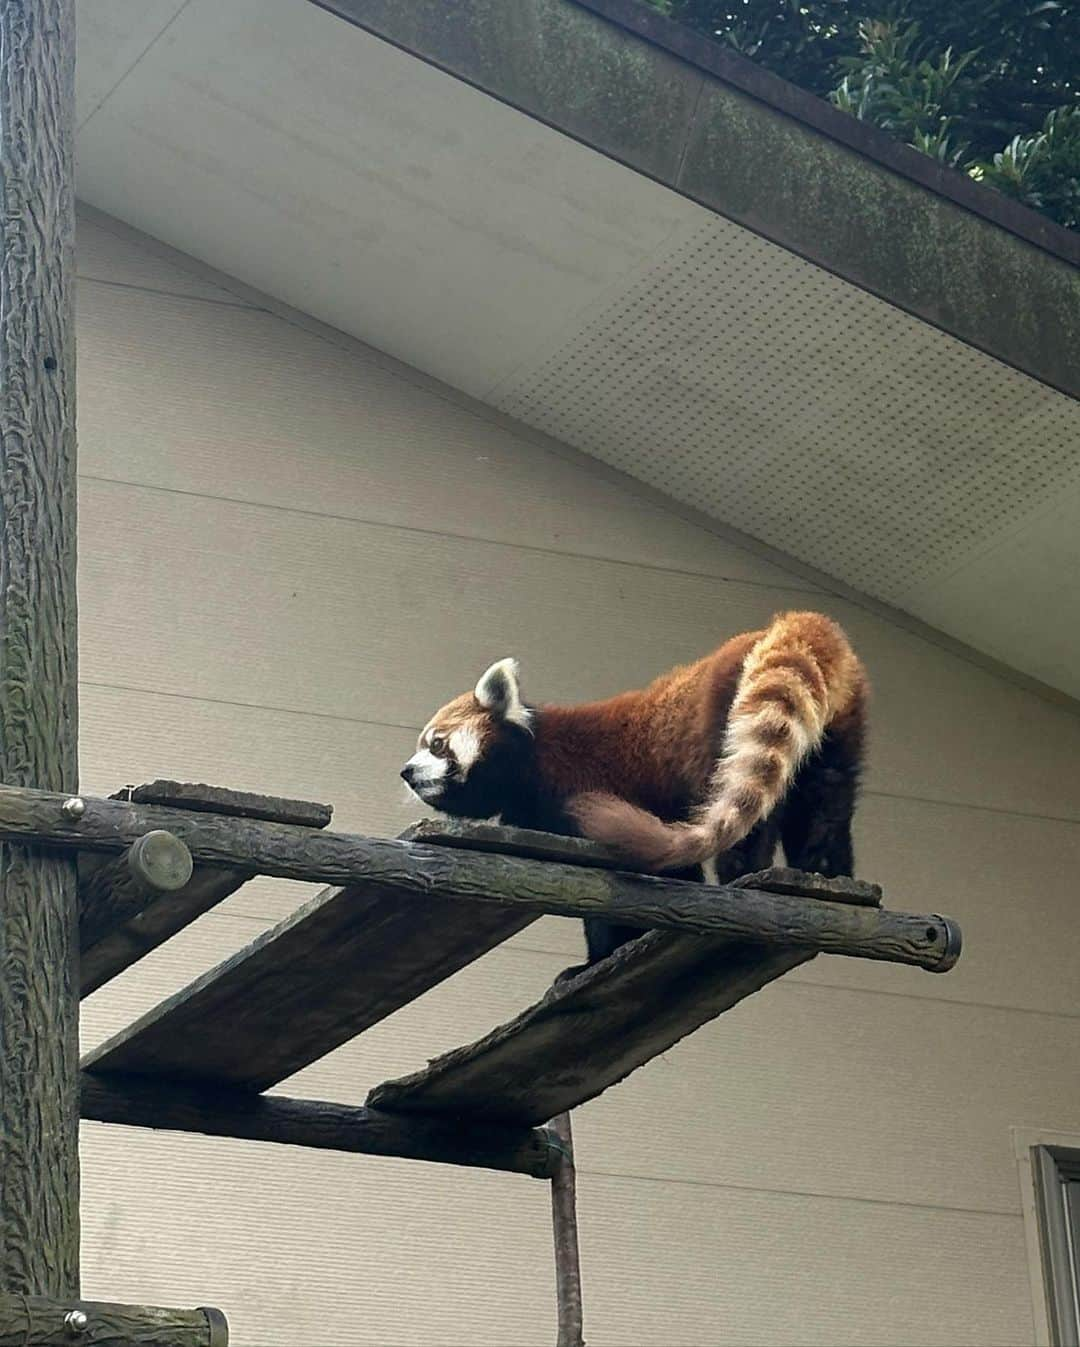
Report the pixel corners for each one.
[61,797,86,821]
[64,1309,89,1335]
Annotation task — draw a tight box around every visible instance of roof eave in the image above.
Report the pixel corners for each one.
[310,0,1080,400]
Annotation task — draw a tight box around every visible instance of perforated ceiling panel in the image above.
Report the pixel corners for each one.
[492,216,1080,605]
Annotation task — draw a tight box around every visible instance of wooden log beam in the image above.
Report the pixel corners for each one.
[369,933,815,1125]
[79,1073,558,1180]
[0,0,80,1299]
[78,846,251,999]
[0,1294,227,1347]
[80,784,333,997]
[0,788,961,972]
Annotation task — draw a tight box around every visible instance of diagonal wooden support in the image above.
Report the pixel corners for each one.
[368,931,816,1126]
[81,879,536,1090]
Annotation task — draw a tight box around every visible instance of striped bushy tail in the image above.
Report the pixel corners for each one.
[568,612,862,872]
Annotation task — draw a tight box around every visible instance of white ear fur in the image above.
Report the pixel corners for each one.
[474,657,531,730]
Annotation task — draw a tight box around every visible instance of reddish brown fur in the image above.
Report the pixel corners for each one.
[416,612,867,875]
[532,629,757,820]
[560,612,866,869]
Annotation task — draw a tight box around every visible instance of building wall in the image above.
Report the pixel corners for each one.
[76,208,1080,1347]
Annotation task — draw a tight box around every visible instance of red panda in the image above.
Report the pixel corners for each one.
[402,611,867,969]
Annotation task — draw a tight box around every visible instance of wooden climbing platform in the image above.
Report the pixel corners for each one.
[0,781,961,1176]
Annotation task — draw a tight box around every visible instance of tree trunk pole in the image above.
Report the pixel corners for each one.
[0,0,80,1299]
[550,1113,585,1347]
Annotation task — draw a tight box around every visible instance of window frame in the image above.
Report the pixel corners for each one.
[1032,1144,1080,1347]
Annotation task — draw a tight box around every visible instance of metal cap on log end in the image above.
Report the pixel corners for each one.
[127,830,194,893]
[924,916,963,973]
[199,1307,230,1347]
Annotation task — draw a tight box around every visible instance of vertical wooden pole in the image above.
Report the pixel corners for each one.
[0,0,80,1299]
[550,1113,585,1347]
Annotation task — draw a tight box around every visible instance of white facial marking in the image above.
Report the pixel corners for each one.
[404,748,448,801]
[449,725,481,775]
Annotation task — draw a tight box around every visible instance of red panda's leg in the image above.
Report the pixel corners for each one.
[712,818,781,883]
[778,701,864,878]
[584,862,706,966]
[559,861,706,979]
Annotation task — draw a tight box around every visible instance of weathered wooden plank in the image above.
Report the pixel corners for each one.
[733,867,882,907]
[79,1073,558,1179]
[78,850,252,998]
[400,818,623,869]
[0,788,961,973]
[81,880,536,1089]
[0,0,80,1299]
[369,933,815,1125]
[116,780,332,828]
[0,1294,227,1347]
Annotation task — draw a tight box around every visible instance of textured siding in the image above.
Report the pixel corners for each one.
[76,209,1078,1347]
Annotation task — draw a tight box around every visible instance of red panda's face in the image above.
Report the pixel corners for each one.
[401,658,533,819]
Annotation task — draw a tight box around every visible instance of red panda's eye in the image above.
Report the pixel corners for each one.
[430,735,447,755]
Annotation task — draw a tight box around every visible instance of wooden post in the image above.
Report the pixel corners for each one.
[549,1114,585,1347]
[0,0,80,1300]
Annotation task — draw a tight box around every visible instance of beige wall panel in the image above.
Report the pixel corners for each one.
[574,1175,1033,1347]
[77,213,253,306]
[843,794,1080,1014]
[78,1118,1033,1347]
[827,598,1080,823]
[76,280,807,587]
[75,476,809,722]
[78,683,419,840]
[80,1122,557,1347]
[568,978,1080,1216]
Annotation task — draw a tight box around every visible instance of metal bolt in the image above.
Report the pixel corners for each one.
[61,796,86,821]
[64,1310,89,1336]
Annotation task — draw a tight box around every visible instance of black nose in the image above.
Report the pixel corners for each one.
[400,765,413,783]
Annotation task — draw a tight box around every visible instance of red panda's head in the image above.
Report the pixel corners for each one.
[401,658,534,819]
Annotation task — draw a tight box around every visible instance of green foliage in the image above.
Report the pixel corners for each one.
[970,107,1080,227]
[647,0,1080,229]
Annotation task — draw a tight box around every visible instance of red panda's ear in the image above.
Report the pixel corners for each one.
[474,658,531,730]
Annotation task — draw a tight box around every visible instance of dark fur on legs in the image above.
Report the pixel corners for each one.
[779,718,863,879]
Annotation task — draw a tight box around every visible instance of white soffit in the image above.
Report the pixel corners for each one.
[75,0,1080,697]
[490,216,1080,605]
